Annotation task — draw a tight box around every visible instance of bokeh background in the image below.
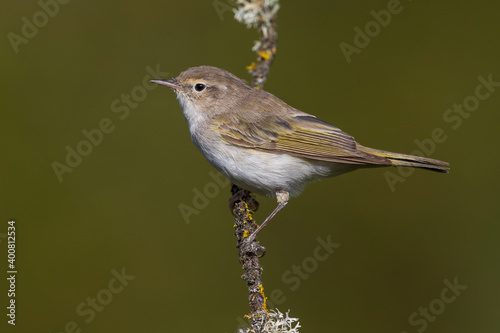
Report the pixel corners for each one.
[2,0,499,332]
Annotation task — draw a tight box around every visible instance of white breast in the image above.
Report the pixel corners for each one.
[194,133,334,197]
[181,97,340,198]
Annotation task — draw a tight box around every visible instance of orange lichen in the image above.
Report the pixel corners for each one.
[246,62,257,70]
[257,50,272,60]
[259,284,269,312]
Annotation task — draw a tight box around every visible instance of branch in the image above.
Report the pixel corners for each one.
[230,185,267,331]
[239,0,279,89]
[229,1,284,332]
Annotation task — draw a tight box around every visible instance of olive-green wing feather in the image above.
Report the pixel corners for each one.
[218,113,391,165]
[218,112,450,172]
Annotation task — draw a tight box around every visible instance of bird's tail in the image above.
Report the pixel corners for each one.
[358,145,450,173]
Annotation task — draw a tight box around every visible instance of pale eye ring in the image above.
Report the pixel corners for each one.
[194,83,206,92]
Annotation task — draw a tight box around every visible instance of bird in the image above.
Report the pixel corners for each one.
[151,66,449,241]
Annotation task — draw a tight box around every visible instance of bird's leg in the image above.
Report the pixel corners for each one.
[245,190,289,244]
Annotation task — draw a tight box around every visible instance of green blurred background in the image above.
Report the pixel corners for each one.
[1,0,499,332]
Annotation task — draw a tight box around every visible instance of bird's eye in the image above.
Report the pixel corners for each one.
[194,83,206,92]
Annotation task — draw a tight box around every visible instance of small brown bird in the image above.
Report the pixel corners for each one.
[152,66,449,240]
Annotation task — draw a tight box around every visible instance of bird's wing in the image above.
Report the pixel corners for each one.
[218,113,390,165]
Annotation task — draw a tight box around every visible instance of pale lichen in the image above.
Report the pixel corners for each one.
[239,309,301,333]
[233,0,280,28]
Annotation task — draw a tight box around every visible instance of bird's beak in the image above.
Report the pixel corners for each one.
[150,78,181,90]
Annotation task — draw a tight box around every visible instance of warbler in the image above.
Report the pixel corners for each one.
[151,66,449,240]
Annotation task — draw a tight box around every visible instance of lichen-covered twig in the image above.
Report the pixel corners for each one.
[234,0,280,89]
[230,1,281,332]
[230,186,268,332]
